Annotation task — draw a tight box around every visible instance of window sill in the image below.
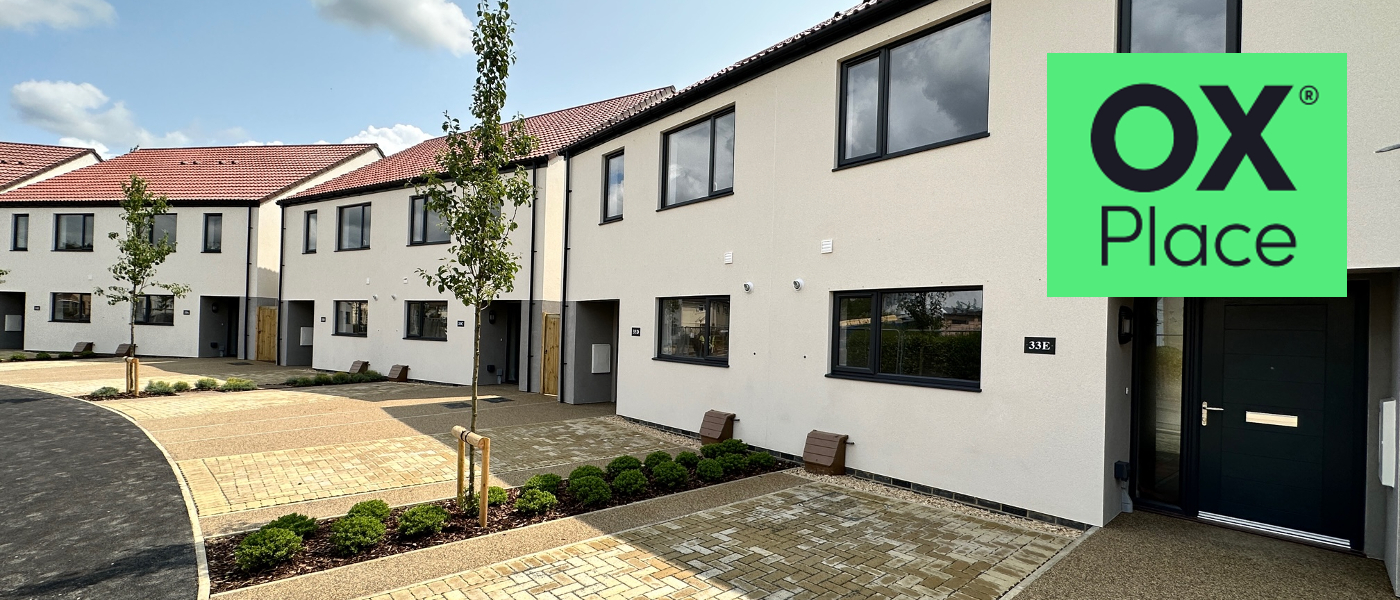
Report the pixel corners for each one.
[332,332,368,337]
[600,216,623,225]
[653,355,728,368]
[52,248,94,252]
[303,250,317,254]
[825,371,980,392]
[135,322,175,327]
[404,337,448,342]
[656,190,734,212]
[833,131,990,172]
[202,250,222,254]
[335,247,371,252]
[50,320,91,324]
[10,248,26,252]
[407,241,450,247]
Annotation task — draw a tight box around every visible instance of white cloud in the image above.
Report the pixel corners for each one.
[236,140,285,146]
[10,80,190,158]
[341,123,432,155]
[311,0,473,56]
[57,137,109,157]
[0,0,116,30]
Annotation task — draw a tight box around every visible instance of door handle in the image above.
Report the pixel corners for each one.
[1202,402,1224,426]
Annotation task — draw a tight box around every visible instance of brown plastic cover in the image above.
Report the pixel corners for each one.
[72,342,93,353]
[699,410,736,445]
[115,343,135,357]
[803,430,849,475]
[388,365,409,381]
[349,360,369,374]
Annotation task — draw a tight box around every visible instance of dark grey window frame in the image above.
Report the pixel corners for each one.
[303,210,317,254]
[337,203,371,251]
[11,213,27,251]
[52,213,94,252]
[601,149,624,223]
[147,213,177,248]
[654,295,730,367]
[408,196,450,246]
[50,292,92,323]
[333,300,369,337]
[404,300,449,341]
[1117,0,1241,53]
[202,213,223,253]
[658,107,735,211]
[134,294,176,326]
[827,285,983,392]
[835,6,992,170]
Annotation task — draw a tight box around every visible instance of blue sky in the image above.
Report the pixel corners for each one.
[0,0,856,157]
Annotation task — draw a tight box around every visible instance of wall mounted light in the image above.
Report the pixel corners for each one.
[743,282,753,293]
[1118,305,1134,345]
[488,310,496,324]
[792,278,804,291]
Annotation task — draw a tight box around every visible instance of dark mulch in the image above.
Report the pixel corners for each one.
[208,461,788,592]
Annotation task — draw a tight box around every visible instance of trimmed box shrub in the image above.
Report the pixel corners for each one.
[219,378,257,392]
[8,353,26,362]
[262,513,317,538]
[194,378,219,390]
[397,504,449,537]
[234,527,301,572]
[718,452,748,475]
[90,386,120,398]
[514,489,558,516]
[331,372,352,384]
[650,461,689,490]
[58,352,73,359]
[702,438,749,459]
[568,475,611,507]
[80,350,96,357]
[696,458,724,482]
[329,516,385,555]
[34,352,51,360]
[365,370,386,381]
[746,451,777,471]
[313,373,334,385]
[568,465,605,482]
[172,381,191,392]
[347,499,391,521]
[610,469,647,497]
[350,373,371,383]
[523,473,562,496]
[290,377,315,387]
[606,455,642,479]
[643,451,672,472]
[674,451,700,470]
[144,380,175,395]
[487,486,508,506]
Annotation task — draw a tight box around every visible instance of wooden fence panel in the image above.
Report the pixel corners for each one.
[541,313,560,396]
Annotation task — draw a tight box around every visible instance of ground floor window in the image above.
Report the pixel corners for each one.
[657,296,729,365]
[134,295,175,325]
[405,301,448,340]
[830,287,982,390]
[51,292,91,322]
[335,300,368,336]
[1135,297,1185,506]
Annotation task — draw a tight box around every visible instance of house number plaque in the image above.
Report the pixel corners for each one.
[1025,337,1056,354]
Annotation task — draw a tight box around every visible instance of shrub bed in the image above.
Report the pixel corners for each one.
[206,441,789,593]
[284,370,389,388]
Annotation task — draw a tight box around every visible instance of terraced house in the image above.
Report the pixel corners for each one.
[0,144,382,358]
[555,0,1400,586]
[275,89,670,390]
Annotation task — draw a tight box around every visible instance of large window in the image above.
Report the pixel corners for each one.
[11,214,27,251]
[134,295,175,325]
[602,151,624,222]
[831,287,983,390]
[51,292,91,323]
[838,9,991,166]
[657,296,729,366]
[1119,0,1239,53]
[662,110,734,208]
[335,300,368,336]
[337,203,370,250]
[54,214,94,251]
[203,214,222,253]
[304,210,317,253]
[409,197,449,245]
[405,301,448,340]
[148,214,177,247]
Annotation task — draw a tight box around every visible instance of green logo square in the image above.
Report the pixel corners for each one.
[1047,53,1347,297]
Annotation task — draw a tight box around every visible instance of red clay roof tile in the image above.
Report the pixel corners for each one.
[0,142,101,190]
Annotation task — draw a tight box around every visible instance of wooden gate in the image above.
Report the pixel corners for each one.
[541,313,560,395]
[256,306,277,362]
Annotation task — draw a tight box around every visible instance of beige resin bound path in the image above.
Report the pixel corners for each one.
[2,357,694,534]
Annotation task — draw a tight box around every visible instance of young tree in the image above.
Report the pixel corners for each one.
[416,0,537,505]
[96,175,191,392]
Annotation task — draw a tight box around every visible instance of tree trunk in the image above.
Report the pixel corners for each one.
[467,303,483,504]
[128,285,139,395]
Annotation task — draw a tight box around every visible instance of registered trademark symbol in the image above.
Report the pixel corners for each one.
[1300,86,1319,105]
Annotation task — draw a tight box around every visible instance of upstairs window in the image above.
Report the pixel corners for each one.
[11,214,27,251]
[405,301,448,340]
[1120,0,1240,53]
[54,214,94,251]
[662,110,734,208]
[335,300,368,336]
[148,214,177,247]
[838,8,991,166]
[134,295,175,325]
[304,210,318,253]
[203,214,222,253]
[338,203,370,250]
[603,151,624,222]
[657,296,730,366]
[409,197,449,245]
[831,287,983,391]
[51,292,91,322]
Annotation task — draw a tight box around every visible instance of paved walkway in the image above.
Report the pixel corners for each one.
[369,482,1071,600]
[0,385,198,600]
